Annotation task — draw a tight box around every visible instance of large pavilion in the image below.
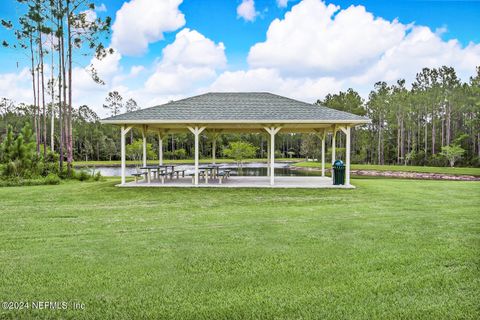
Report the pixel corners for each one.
[101,92,370,187]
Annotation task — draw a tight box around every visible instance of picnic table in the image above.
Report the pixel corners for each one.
[140,165,162,183]
[199,164,221,183]
[155,165,173,179]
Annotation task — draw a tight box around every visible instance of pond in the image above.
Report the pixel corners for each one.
[76,162,324,177]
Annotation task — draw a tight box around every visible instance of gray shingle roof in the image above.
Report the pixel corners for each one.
[102,92,369,123]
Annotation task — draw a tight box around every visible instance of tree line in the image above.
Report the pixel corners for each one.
[0,0,478,168]
[318,66,479,167]
[1,65,479,168]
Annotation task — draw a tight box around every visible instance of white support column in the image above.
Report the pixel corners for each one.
[188,126,206,185]
[264,126,281,185]
[345,126,351,185]
[212,137,216,165]
[331,126,337,164]
[142,126,147,167]
[158,132,164,166]
[339,125,351,185]
[321,130,326,177]
[120,125,132,185]
[270,130,275,185]
[266,134,271,176]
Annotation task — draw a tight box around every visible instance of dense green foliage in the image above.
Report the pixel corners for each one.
[440,144,465,167]
[294,162,480,176]
[125,139,155,162]
[317,66,480,167]
[0,123,62,184]
[223,141,258,165]
[0,123,103,185]
[0,179,478,319]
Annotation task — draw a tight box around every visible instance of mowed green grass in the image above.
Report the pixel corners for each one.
[294,162,480,176]
[0,179,479,319]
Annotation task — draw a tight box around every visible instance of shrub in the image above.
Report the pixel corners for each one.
[223,141,258,165]
[0,175,60,187]
[173,148,187,159]
[93,171,102,181]
[77,170,90,181]
[44,173,61,185]
[426,154,448,167]
[274,150,283,158]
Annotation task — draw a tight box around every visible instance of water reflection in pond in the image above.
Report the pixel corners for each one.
[76,162,323,177]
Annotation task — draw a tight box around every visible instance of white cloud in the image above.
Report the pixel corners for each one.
[350,26,480,86]
[237,0,258,22]
[138,28,227,103]
[243,0,480,94]
[82,9,97,23]
[129,65,145,77]
[0,68,33,105]
[276,0,290,7]
[161,28,226,69]
[210,68,342,102]
[95,3,107,12]
[70,49,123,112]
[249,0,406,76]
[111,0,185,56]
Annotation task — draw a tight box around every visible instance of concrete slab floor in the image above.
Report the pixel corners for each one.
[117,176,355,189]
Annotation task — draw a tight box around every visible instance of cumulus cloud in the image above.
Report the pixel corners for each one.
[247,0,480,86]
[0,68,34,105]
[137,28,227,103]
[237,0,258,22]
[111,0,185,56]
[210,68,342,102]
[276,0,291,8]
[161,28,226,69]
[350,26,480,85]
[95,3,107,12]
[249,0,406,77]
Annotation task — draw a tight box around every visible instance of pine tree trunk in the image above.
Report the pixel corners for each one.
[431,109,436,154]
[29,36,38,154]
[397,117,401,164]
[39,26,47,158]
[57,8,64,171]
[424,109,428,156]
[477,132,480,158]
[60,19,68,172]
[50,38,55,152]
[446,102,451,145]
[36,55,41,155]
[441,117,445,148]
[67,2,73,168]
[400,117,405,162]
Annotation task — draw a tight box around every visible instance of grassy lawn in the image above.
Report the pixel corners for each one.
[294,162,480,176]
[74,158,302,167]
[0,179,479,319]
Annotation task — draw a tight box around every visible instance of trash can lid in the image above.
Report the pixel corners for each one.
[333,159,344,166]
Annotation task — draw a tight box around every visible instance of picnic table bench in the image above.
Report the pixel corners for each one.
[173,169,186,179]
[132,172,148,183]
[188,169,208,183]
[218,170,231,184]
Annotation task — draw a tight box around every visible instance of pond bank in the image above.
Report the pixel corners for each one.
[293,167,480,181]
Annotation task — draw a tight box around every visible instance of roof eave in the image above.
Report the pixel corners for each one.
[100,119,371,125]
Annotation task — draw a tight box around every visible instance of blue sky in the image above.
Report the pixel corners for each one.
[1,0,479,115]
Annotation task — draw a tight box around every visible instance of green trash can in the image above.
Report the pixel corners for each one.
[332,160,345,185]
